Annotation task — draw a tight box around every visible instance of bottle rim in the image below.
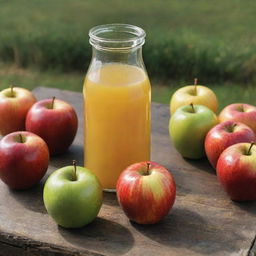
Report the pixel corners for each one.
[89,24,146,50]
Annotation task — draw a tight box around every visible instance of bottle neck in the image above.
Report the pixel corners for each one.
[90,45,145,69]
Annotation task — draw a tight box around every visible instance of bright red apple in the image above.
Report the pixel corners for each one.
[0,86,36,136]
[25,97,78,155]
[219,103,256,134]
[216,142,256,201]
[205,121,256,168]
[116,161,176,224]
[0,131,49,189]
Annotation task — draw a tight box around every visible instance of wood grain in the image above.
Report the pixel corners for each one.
[0,87,255,256]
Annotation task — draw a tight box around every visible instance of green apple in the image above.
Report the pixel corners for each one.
[170,79,218,115]
[43,161,102,228]
[169,104,218,159]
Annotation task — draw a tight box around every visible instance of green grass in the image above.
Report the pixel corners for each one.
[1,65,255,111]
[0,65,84,92]
[1,0,256,83]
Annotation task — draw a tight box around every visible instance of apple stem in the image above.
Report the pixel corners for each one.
[51,96,56,109]
[19,134,23,143]
[247,142,255,155]
[190,103,195,113]
[72,160,77,181]
[10,85,14,97]
[146,162,150,175]
[232,123,237,131]
[194,78,198,95]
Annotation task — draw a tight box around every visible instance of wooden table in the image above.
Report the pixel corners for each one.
[0,87,255,256]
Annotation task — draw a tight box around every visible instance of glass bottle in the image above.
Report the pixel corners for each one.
[83,24,151,191]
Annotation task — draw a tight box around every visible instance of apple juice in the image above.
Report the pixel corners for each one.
[84,63,151,190]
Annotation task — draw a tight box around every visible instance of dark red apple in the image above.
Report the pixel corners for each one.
[25,97,78,155]
[116,161,176,224]
[216,142,256,201]
[0,131,49,189]
[205,121,256,168]
[0,86,36,136]
[219,103,256,134]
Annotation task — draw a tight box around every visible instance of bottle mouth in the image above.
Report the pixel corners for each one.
[89,24,146,51]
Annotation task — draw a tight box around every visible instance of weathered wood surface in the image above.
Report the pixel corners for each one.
[0,86,255,256]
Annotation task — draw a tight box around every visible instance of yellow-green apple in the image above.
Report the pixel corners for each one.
[216,142,256,201]
[219,103,256,134]
[170,79,218,115]
[0,86,36,136]
[26,97,78,155]
[169,104,218,159]
[0,131,49,189]
[116,161,176,225]
[43,161,102,228]
[205,121,256,168]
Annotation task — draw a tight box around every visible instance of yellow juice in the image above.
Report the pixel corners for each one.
[83,63,151,189]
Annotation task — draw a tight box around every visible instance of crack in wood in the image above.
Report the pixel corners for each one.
[248,235,256,256]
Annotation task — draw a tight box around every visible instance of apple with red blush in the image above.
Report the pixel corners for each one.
[205,121,256,168]
[26,97,78,155]
[0,86,36,136]
[0,131,49,189]
[116,161,176,224]
[217,142,256,201]
[219,103,256,134]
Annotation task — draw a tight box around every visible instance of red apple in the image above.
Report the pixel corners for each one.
[116,161,176,224]
[216,142,256,201]
[219,103,256,134]
[25,97,78,155]
[205,121,256,168]
[0,86,36,136]
[0,131,49,189]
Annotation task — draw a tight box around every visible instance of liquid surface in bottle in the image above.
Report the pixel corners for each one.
[84,63,151,189]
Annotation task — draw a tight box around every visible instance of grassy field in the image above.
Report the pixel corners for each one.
[1,0,256,83]
[1,64,254,111]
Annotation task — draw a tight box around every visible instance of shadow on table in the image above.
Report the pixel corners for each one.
[184,157,216,175]
[132,207,245,255]
[8,179,47,214]
[233,200,256,215]
[59,217,134,255]
[8,143,83,215]
[103,192,119,207]
[49,144,84,171]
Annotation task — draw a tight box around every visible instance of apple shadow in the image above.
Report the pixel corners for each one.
[131,207,246,255]
[58,217,134,255]
[233,200,256,215]
[184,157,216,175]
[49,144,84,171]
[8,179,47,214]
[103,191,119,207]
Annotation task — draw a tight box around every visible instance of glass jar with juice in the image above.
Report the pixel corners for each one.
[83,24,151,190]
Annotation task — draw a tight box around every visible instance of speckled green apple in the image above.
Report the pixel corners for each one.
[43,163,102,228]
[169,104,218,159]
